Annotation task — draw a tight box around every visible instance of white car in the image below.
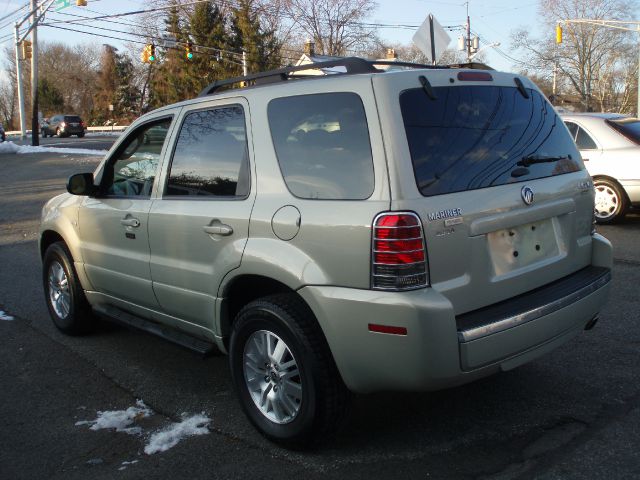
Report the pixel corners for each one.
[561,113,640,223]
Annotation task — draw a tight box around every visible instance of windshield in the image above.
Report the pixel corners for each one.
[400,85,582,197]
[607,117,640,145]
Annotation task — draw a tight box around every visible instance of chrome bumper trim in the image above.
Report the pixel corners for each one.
[458,270,611,343]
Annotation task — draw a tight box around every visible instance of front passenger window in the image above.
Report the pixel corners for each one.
[102,119,172,197]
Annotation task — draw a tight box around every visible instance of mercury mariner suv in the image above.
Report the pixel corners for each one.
[39,58,612,447]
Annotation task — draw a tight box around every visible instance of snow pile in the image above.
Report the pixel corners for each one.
[144,413,211,455]
[76,401,212,455]
[75,400,152,435]
[0,310,14,321]
[0,141,107,156]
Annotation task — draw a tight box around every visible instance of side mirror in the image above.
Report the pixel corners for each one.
[67,173,97,196]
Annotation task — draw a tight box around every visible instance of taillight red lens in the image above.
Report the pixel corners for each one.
[371,212,428,290]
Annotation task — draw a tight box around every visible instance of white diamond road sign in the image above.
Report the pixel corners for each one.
[412,14,451,64]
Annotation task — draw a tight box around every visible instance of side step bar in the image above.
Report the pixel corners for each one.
[94,305,218,356]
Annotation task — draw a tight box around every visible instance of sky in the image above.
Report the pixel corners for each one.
[0,0,544,75]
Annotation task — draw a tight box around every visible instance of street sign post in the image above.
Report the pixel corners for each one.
[413,14,451,65]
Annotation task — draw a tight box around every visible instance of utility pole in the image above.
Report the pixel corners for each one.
[466,2,471,62]
[242,50,247,76]
[14,23,27,140]
[13,0,84,142]
[30,0,39,146]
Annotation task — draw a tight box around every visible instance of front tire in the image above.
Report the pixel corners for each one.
[229,294,350,447]
[43,242,93,334]
[594,178,627,224]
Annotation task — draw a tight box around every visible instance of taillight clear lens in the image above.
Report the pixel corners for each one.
[371,212,428,290]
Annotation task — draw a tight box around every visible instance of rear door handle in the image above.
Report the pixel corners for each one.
[203,221,233,236]
[121,217,141,228]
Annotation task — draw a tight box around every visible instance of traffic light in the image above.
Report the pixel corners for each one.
[141,44,156,63]
[21,40,32,60]
[556,24,563,44]
[186,42,193,60]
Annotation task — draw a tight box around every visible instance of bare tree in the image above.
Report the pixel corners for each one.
[283,0,378,55]
[511,0,637,113]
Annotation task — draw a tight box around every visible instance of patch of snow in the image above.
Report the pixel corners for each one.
[118,459,139,471]
[75,400,152,435]
[144,413,211,455]
[0,141,107,156]
[86,131,124,137]
[0,310,14,321]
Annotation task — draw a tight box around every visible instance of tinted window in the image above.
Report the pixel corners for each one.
[575,126,597,149]
[607,117,640,145]
[400,86,582,197]
[64,116,82,123]
[166,106,249,197]
[268,93,374,200]
[103,118,172,197]
[564,121,578,139]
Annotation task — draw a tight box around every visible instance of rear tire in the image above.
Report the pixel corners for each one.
[229,294,350,448]
[594,178,627,224]
[77,133,85,138]
[43,242,93,335]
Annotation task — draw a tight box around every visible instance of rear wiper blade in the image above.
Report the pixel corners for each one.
[518,154,571,167]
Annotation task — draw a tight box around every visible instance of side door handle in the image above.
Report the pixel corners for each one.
[203,220,233,236]
[121,217,141,228]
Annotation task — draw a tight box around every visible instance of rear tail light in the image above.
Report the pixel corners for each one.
[371,212,428,290]
[80,121,86,128]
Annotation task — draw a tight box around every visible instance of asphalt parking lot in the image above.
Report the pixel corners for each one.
[1,151,639,480]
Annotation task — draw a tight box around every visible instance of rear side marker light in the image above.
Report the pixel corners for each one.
[371,211,428,291]
[368,324,408,335]
[457,71,493,81]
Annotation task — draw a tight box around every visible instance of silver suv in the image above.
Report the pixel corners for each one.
[40,58,612,447]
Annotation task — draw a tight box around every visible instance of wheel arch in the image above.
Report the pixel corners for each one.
[218,274,297,340]
[40,230,65,259]
[592,175,631,204]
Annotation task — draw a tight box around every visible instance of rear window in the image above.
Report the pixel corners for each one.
[268,93,374,200]
[400,86,582,197]
[607,117,640,145]
[64,116,82,123]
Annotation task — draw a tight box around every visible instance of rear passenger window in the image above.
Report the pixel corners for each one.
[575,127,597,150]
[166,106,250,197]
[564,121,578,140]
[268,93,374,200]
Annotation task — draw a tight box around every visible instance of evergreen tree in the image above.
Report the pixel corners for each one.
[38,78,65,116]
[149,3,191,107]
[92,45,117,124]
[230,0,281,74]
[188,1,233,90]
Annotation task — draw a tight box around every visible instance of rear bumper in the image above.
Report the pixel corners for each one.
[299,234,612,394]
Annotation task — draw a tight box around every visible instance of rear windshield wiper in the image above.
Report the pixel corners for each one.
[518,154,571,167]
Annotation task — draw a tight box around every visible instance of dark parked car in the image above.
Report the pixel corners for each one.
[0,124,5,142]
[41,115,86,138]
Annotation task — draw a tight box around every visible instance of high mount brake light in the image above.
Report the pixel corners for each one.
[457,71,493,81]
[371,212,428,291]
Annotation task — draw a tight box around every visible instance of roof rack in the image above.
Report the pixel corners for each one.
[197,57,494,97]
